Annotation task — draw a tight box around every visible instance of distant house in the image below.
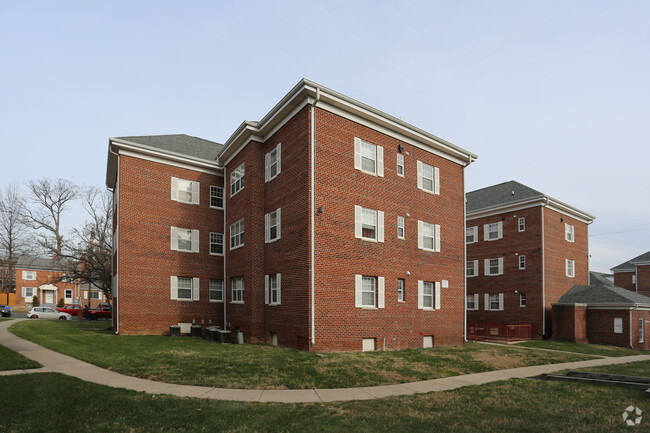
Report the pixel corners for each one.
[465,181,595,338]
[611,251,650,297]
[589,271,614,286]
[552,284,650,350]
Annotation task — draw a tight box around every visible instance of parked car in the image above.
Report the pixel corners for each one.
[88,303,112,321]
[56,305,83,316]
[0,305,11,317]
[27,307,71,320]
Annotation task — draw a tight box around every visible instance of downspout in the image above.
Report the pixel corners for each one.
[630,309,633,348]
[223,165,228,330]
[310,87,320,347]
[541,198,548,338]
[108,144,120,335]
[463,169,467,342]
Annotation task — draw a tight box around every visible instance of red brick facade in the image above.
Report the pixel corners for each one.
[613,263,650,298]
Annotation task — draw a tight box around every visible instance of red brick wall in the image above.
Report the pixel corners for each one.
[14,268,78,308]
[115,155,224,334]
[551,304,587,343]
[312,108,466,351]
[586,309,630,348]
[637,265,650,297]
[614,271,636,292]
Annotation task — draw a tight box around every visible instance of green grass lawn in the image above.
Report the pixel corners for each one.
[9,320,604,389]
[0,372,646,432]
[517,339,642,357]
[575,360,650,377]
[0,344,41,371]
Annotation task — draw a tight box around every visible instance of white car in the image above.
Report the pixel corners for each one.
[27,307,72,320]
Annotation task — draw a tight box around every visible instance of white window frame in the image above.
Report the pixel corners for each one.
[170,276,199,301]
[397,279,405,302]
[484,222,503,241]
[355,274,385,309]
[210,232,224,256]
[518,217,525,232]
[614,317,623,334]
[265,143,282,182]
[466,260,479,277]
[230,219,244,250]
[418,221,441,252]
[417,280,441,310]
[640,318,644,343]
[265,208,281,243]
[519,292,527,307]
[466,293,479,311]
[209,279,224,303]
[397,216,405,239]
[354,138,384,177]
[566,259,575,278]
[484,258,504,276]
[565,223,575,242]
[354,206,384,243]
[64,289,73,299]
[90,291,101,300]
[230,163,245,197]
[210,185,224,209]
[22,271,36,280]
[171,177,199,205]
[22,287,35,300]
[396,153,404,177]
[231,277,244,304]
[519,255,526,270]
[170,227,199,253]
[465,226,478,244]
[633,274,637,284]
[265,273,281,306]
[416,161,440,195]
[484,293,504,311]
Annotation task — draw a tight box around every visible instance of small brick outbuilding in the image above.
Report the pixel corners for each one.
[552,284,650,350]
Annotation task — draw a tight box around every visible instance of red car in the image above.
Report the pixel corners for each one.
[56,305,83,316]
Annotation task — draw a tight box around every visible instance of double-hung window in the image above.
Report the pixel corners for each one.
[466,260,479,277]
[210,186,224,209]
[484,222,503,241]
[519,255,526,270]
[639,318,644,343]
[230,163,245,196]
[465,226,478,244]
[64,289,72,299]
[231,277,244,303]
[265,273,281,306]
[209,279,223,302]
[418,280,441,310]
[210,233,224,255]
[354,138,384,176]
[265,144,281,182]
[230,219,244,250]
[397,279,405,302]
[397,216,405,239]
[519,292,527,307]
[170,227,199,253]
[22,271,36,280]
[565,223,575,242]
[354,206,384,242]
[484,257,504,276]
[265,209,281,243]
[484,293,504,311]
[466,294,479,311]
[355,275,385,308]
[170,276,199,301]
[417,161,440,194]
[22,287,35,299]
[171,177,199,205]
[396,153,404,176]
[418,221,441,252]
[518,217,525,232]
[566,259,575,277]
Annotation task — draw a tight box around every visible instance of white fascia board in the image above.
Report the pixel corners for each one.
[466,197,545,221]
[544,197,596,224]
[586,304,650,310]
[631,260,650,266]
[612,267,636,273]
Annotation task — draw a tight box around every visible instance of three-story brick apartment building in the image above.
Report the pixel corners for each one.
[465,181,595,338]
[106,79,478,351]
[611,251,650,297]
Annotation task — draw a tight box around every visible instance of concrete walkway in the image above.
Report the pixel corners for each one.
[2,319,650,403]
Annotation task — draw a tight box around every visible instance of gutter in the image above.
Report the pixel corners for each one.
[310,87,320,347]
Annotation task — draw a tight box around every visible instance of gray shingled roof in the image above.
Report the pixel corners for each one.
[466,181,544,212]
[611,251,650,272]
[558,284,650,305]
[589,271,614,286]
[116,134,223,162]
[15,256,68,271]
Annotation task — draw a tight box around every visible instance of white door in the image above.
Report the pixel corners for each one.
[45,291,54,304]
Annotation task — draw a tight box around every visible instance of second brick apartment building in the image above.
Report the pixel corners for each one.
[106,79,478,351]
[465,181,595,338]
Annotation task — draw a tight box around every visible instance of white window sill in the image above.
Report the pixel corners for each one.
[173,199,195,205]
[266,238,280,244]
[173,298,195,302]
[210,205,224,210]
[358,306,378,310]
[230,244,244,251]
[467,274,477,278]
[418,187,438,196]
[360,237,379,243]
[268,303,281,307]
[397,300,406,304]
[265,174,280,183]
[230,301,244,305]
[398,236,405,240]
[419,247,439,253]
[209,252,224,256]
[357,168,379,177]
[209,300,224,303]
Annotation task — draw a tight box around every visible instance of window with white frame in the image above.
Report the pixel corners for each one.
[466,226,478,244]
[210,186,224,209]
[466,293,479,311]
[520,292,527,307]
[484,222,503,241]
[639,318,644,343]
[397,279,405,302]
[170,276,199,301]
[355,275,385,308]
[64,289,72,299]
[22,287,35,299]
[22,271,36,280]
[354,138,384,176]
[484,258,504,276]
[265,143,281,182]
[485,293,504,311]
[566,259,575,277]
[230,163,245,196]
[210,233,224,255]
[519,255,526,270]
[397,216,405,239]
[417,161,440,194]
[354,206,384,242]
[171,177,199,205]
[170,227,199,253]
[230,219,244,250]
[418,281,440,310]
[518,217,525,232]
[265,208,281,243]
[467,260,479,277]
[209,279,223,302]
[396,153,404,176]
[418,221,441,252]
[633,275,637,284]
[565,223,575,242]
[90,291,101,300]
[265,273,281,306]
[231,277,244,303]
[614,317,623,334]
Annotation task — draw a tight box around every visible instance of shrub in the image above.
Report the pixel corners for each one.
[32,295,40,307]
[57,298,65,308]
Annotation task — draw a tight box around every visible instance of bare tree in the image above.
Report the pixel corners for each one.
[0,184,31,294]
[24,178,79,256]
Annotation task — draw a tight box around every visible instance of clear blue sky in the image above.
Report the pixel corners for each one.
[1,1,648,272]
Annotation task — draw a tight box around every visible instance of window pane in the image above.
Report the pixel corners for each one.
[362,208,377,239]
[360,141,376,174]
[178,229,192,251]
[177,179,193,203]
[362,276,376,307]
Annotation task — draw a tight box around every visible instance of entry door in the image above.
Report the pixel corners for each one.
[45,291,54,304]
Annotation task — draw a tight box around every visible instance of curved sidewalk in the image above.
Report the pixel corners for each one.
[2,319,650,403]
